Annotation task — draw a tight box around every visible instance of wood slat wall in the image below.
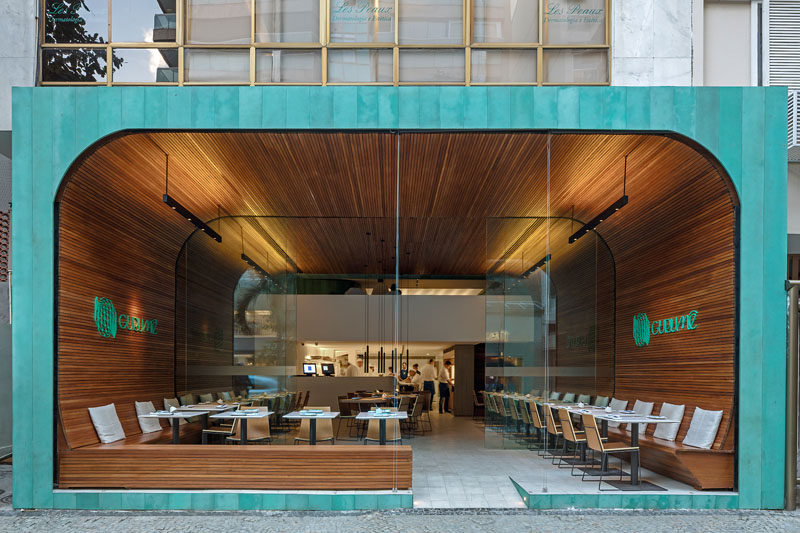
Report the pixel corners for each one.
[59,445,413,490]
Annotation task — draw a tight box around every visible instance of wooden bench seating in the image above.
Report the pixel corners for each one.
[91,422,203,448]
[58,444,413,490]
[605,404,734,490]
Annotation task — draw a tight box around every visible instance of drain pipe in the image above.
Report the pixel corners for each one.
[785,281,799,510]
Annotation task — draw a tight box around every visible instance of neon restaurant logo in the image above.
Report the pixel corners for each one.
[93,297,157,339]
[632,310,698,347]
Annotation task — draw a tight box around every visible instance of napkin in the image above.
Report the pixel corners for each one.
[169,405,177,413]
[577,402,585,407]
[604,406,612,413]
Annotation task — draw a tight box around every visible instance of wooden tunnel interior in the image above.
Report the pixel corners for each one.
[55,131,738,490]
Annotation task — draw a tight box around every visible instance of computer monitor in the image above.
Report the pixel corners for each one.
[302,363,316,376]
[321,363,335,376]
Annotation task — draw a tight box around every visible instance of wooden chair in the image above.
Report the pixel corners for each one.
[226,407,272,445]
[364,407,402,445]
[557,407,587,474]
[294,406,335,445]
[335,396,357,440]
[472,391,485,420]
[543,404,563,461]
[580,413,640,489]
[524,400,546,452]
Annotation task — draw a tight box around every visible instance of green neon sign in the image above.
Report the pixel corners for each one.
[93,296,157,338]
[633,310,698,347]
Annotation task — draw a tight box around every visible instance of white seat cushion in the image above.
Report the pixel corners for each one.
[682,407,723,449]
[606,398,628,428]
[561,393,575,403]
[653,402,685,441]
[164,397,184,426]
[549,391,560,400]
[594,396,609,407]
[135,401,163,434]
[628,400,654,435]
[577,394,592,404]
[198,393,215,403]
[88,403,125,444]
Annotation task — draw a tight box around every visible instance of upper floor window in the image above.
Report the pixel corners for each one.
[39,0,610,86]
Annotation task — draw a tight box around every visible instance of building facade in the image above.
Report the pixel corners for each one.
[5,0,797,512]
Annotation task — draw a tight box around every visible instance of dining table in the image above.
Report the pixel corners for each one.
[282,410,340,445]
[355,411,408,444]
[208,409,273,444]
[139,410,211,444]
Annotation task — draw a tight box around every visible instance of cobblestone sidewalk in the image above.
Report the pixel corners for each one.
[0,509,799,533]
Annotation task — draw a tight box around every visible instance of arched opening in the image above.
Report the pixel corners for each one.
[54,130,738,504]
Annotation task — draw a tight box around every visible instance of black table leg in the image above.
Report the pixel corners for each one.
[630,423,640,485]
[601,419,608,438]
[379,419,387,445]
[309,418,317,445]
[580,442,586,462]
[241,418,248,445]
[172,420,180,444]
[201,414,208,445]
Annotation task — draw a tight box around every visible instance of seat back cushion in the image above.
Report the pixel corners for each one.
[164,398,184,426]
[682,407,723,449]
[88,403,126,444]
[221,391,232,400]
[631,400,654,435]
[561,393,576,403]
[134,401,162,433]
[653,402,685,441]
[179,393,195,405]
[199,393,215,403]
[549,391,560,400]
[606,398,628,428]
[577,394,591,404]
[594,396,610,407]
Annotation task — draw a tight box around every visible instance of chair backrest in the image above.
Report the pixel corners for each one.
[367,410,402,442]
[302,391,310,408]
[297,406,333,441]
[580,413,605,453]
[517,399,531,424]
[504,397,519,420]
[336,396,352,416]
[495,396,507,417]
[527,400,544,429]
[397,396,410,413]
[558,407,582,443]
[231,407,271,441]
[410,395,424,417]
[544,404,560,435]
[420,391,432,413]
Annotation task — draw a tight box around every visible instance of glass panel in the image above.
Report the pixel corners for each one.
[112,48,179,83]
[329,0,394,43]
[543,49,607,83]
[256,50,322,83]
[111,0,176,43]
[473,0,538,43]
[45,0,108,43]
[544,0,606,45]
[398,0,463,45]
[184,49,250,82]
[470,49,537,83]
[187,0,251,44]
[399,49,464,83]
[327,49,393,83]
[42,48,107,82]
[255,0,320,43]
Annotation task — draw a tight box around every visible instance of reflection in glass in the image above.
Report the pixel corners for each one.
[111,0,176,43]
[42,48,108,82]
[399,49,465,83]
[256,50,322,83]
[471,49,537,83]
[544,49,608,83]
[398,0,463,45]
[184,49,250,82]
[473,0,538,43]
[256,0,320,43]
[112,49,178,83]
[329,0,394,43]
[544,0,606,45]
[327,49,392,83]
[187,0,251,44]
[45,0,108,43]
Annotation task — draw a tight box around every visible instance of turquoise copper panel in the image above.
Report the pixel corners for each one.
[11,86,788,510]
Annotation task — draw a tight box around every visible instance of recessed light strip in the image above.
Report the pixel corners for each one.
[568,195,628,244]
[163,194,222,243]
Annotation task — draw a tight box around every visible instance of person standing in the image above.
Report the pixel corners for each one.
[438,360,453,413]
[354,358,365,376]
[399,363,408,380]
[420,358,437,410]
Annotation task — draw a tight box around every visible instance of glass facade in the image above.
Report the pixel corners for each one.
[39,0,610,85]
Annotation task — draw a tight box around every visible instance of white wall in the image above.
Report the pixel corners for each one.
[703,1,752,86]
[612,0,693,86]
[0,0,37,132]
[297,295,486,343]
